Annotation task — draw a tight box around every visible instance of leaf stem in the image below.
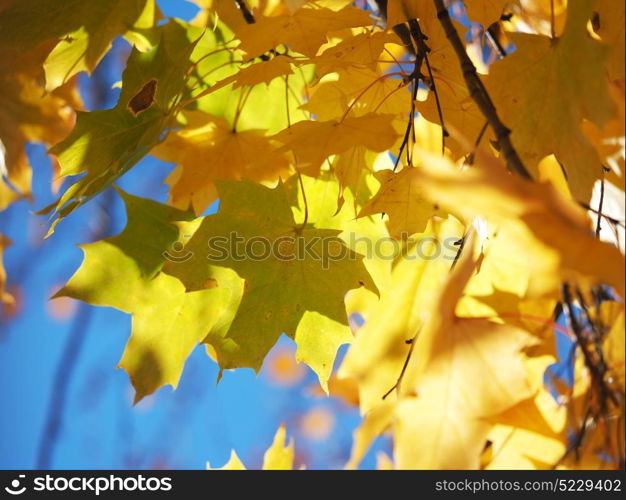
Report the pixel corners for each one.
[295,165,309,230]
[232,86,253,132]
[596,171,605,238]
[382,330,419,400]
[339,72,405,123]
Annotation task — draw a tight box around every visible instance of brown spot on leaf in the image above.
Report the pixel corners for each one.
[128,78,158,116]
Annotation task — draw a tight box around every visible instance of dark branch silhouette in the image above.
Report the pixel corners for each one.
[433,0,532,180]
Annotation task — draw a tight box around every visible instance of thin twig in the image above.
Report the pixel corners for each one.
[393,54,423,170]
[433,0,532,180]
[284,73,291,128]
[382,331,419,400]
[486,25,507,59]
[295,165,309,230]
[596,173,605,238]
[231,86,253,132]
[464,120,489,166]
[235,0,255,24]
[451,234,466,269]
[408,19,448,154]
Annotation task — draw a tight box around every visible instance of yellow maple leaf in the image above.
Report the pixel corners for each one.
[487,0,617,202]
[339,216,465,413]
[208,424,295,470]
[237,4,373,58]
[0,44,80,209]
[358,167,450,239]
[581,80,625,182]
[411,149,625,297]
[272,112,400,176]
[464,0,511,27]
[302,67,408,121]
[511,0,568,37]
[386,0,437,28]
[313,31,399,77]
[197,55,295,96]
[152,112,291,214]
[593,0,625,82]
[346,233,537,469]
[391,234,536,469]
[484,355,567,469]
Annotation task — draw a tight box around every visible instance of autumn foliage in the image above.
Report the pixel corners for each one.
[0,0,624,469]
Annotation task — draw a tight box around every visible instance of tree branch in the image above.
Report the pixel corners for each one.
[433,0,532,180]
[36,305,94,469]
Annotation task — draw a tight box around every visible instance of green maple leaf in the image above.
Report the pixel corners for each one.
[0,0,160,91]
[57,190,236,401]
[186,19,314,135]
[43,20,200,235]
[167,180,377,384]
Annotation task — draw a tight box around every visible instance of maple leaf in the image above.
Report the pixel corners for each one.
[56,190,235,401]
[44,20,200,234]
[345,234,537,469]
[167,179,376,381]
[227,56,295,88]
[313,32,399,78]
[236,4,373,58]
[331,146,386,213]
[410,149,626,296]
[358,167,450,239]
[272,113,400,176]
[486,0,617,202]
[187,23,313,136]
[484,355,567,469]
[511,0,568,37]
[0,0,160,91]
[285,170,392,290]
[301,67,408,121]
[464,0,511,27]
[339,216,465,413]
[593,0,625,82]
[208,425,295,470]
[195,55,296,97]
[0,44,81,209]
[152,112,291,214]
[394,236,537,469]
[386,0,437,28]
[581,81,625,183]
